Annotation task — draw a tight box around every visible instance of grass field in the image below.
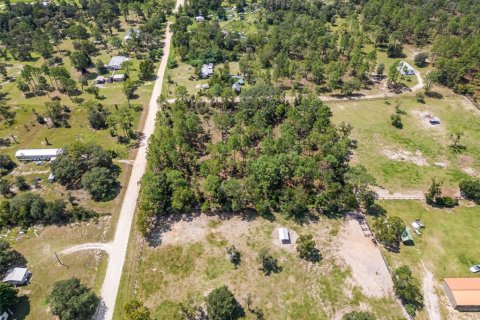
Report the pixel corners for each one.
[374,200,480,320]
[115,214,404,320]
[328,89,480,193]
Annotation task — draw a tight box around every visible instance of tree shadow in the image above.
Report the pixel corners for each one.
[425,91,443,99]
[366,203,387,217]
[11,295,31,320]
[147,212,203,247]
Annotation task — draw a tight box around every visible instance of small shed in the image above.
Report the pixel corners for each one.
[107,56,129,70]
[232,82,241,93]
[397,61,416,76]
[2,267,30,286]
[401,228,414,244]
[430,117,440,125]
[195,16,205,22]
[113,74,126,82]
[94,76,105,84]
[278,227,290,243]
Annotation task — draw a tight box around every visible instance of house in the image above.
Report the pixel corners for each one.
[94,76,105,84]
[107,56,129,70]
[200,63,214,78]
[397,61,416,76]
[15,149,63,161]
[0,311,9,320]
[232,82,241,93]
[2,267,30,286]
[430,116,441,125]
[278,227,290,243]
[443,278,480,311]
[195,15,205,22]
[124,29,140,41]
[112,74,127,82]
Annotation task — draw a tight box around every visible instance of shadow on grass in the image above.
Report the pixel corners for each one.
[11,295,31,320]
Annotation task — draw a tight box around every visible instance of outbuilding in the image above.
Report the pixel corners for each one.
[443,278,480,311]
[94,76,105,84]
[15,148,63,161]
[430,117,441,125]
[232,82,241,93]
[124,29,140,41]
[2,267,30,286]
[0,311,9,320]
[397,61,416,76]
[113,74,127,82]
[200,63,214,78]
[278,227,290,243]
[107,56,129,70]
[195,15,205,22]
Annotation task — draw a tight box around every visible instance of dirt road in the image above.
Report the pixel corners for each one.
[60,242,111,255]
[422,262,441,320]
[95,9,179,320]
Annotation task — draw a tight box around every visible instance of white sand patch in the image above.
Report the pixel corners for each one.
[462,167,478,177]
[382,148,428,166]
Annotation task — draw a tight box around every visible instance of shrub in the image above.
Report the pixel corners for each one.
[0,155,15,176]
[343,311,376,320]
[390,114,403,129]
[206,286,244,320]
[15,176,29,191]
[459,179,480,202]
[296,234,321,262]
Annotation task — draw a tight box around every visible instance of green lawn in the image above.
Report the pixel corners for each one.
[329,92,480,192]
[374,200,480,320]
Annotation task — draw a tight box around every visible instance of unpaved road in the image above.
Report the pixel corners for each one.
[60,242,111,255]
[95,6,180,320]
[423,262,441,320]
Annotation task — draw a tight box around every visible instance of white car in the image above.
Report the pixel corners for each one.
[470,265,480,273]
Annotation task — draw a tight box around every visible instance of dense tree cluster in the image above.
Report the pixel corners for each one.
[51,142,119,200]
[353,0,480,96]
[0,155,15,176]
[138,85,359,236]
[49,277,99,320]
[459,178,480,203]
[392,265,424,316]
[0,192,98,228]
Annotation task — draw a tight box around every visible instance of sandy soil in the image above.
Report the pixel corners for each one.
[422,262,441,320]
[371,186,425,200]
[382,148,429,166]
[337,218,394,298]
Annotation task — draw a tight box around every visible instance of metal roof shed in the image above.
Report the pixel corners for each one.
[2,267,29,286]
[15,148,63,161]
[278,227,290,243]
[107,56,129,70]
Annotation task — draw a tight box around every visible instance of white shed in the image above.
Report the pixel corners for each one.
[15,148,63,161]
[113,74,126,82]
[397,61,416,76]
[195,16,205,22]
[278,227,290,243]
[2,267,30,286]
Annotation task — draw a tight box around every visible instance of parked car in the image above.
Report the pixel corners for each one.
[469,265,480,273]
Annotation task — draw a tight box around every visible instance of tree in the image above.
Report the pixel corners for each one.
[96,59,108,74]
[49,278,99,320]
[0,179,13,198]
[372,215,405,250]
[387,62,400,87]
[123,80,137,107]
[296,234,320,262]
[0,155,15,176]
[393,265,424,316]
[449,132,465,153]
[0,105,16,125]
[81,167,118,201]
[425,178,442,205]
[459,178,480,203]
[343,311,376,320]
[87,102,110,130]
[123,300,151,320]
[70,50,91,73]
[390,113,403,129]
[226,245,241,267]
[257,249,280,275]
[139,59,155,80]
[414,52,429,67]
[0,282,18,311]
[376,63,385,77]
[15,176,29,191]
[206,286,244,320]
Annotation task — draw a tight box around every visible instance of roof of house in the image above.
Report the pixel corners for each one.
[15,148,63,158]
[113,74,126,79]
[2,267,28,283]
[124,29,140,40]
[278,227,289,241]
[108,56,129,68]
[398,61,415,71]
[444,278,480,306]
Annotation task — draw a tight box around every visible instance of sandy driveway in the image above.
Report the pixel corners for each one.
[338,218,394,298]
[95,4,181,319]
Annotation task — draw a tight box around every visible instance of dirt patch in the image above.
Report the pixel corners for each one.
[411,110,445,133]
[382,148,429,166]
[371,186,425,200]
[337,218,394,298]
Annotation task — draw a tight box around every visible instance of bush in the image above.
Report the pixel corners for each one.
[49,278,99,320]
[15,176,29,191]
[414,52,429,67]
[0,155,15,176]
[0,180,13,197]
[393,265,424,316]
[226,245,241,267]
[459,178,480,202]
[257,249,280,275]
[206,286,244,320]
[296,234,321,262]
[390,114,403,129]
[343,311,376,320]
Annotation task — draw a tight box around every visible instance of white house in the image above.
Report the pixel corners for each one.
[397,61,415,76]
[15,149,63,161]
[200,63,214,78]
[112,74,126,82]
[278,227,290,243]
[107,56,129,70]
[2,267,30,286]
[124,29,140,41]
[195,16,205,22]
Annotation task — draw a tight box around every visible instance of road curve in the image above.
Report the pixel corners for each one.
[60,242,111,255]
[95,5,181,319]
